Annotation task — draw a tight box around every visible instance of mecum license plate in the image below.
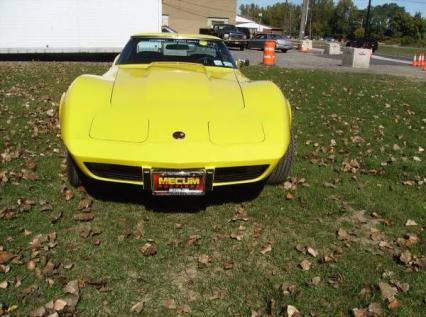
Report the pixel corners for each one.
[152,170,205,196]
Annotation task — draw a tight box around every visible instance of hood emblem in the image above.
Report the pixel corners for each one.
[173,131,186,140]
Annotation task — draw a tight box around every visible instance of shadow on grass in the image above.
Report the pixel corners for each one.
[83,180,266,213]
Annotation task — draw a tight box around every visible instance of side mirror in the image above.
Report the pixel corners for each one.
[236,58,250,68]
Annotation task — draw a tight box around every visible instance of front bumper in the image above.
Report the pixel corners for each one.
[66,138,284,187]
[224,40,246,47]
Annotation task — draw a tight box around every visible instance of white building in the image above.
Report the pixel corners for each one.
[0,0,162,53]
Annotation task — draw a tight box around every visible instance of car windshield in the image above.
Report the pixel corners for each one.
[118,37,236,68]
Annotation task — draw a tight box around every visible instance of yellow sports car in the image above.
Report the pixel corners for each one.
[60,33,294,196]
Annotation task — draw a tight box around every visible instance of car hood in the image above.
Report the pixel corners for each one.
[89,63,264,144]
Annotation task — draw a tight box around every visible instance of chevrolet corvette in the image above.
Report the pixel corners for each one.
[60,33,294,196]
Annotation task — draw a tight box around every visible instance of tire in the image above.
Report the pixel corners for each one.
[281,49,288,53]
[66,152,82,187]
[240,45,245,51]
[267,130,295,184]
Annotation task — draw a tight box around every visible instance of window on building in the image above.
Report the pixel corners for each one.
[207,17,229,28]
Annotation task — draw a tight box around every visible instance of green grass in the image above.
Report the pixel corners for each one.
[1,62,425,316]
[377,45,426,58]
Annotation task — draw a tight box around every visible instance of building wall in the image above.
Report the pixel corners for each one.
[163,0,236,33]
[0,0,161,52]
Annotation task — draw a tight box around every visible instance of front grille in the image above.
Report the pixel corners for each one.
[214,165,268,183]
[85,163,142,182]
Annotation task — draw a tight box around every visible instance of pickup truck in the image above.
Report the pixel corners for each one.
[200,24,247,50]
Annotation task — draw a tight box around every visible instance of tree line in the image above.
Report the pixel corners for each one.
[240,1,426,46]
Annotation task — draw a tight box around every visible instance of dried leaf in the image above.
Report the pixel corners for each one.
[198,254,212,267]
[286,305,301,317]
[179,304,191,313]
[139,243,157,256]
[77,197,92,211]
[64,280,79,295]
[260,242,272,255]
[130,301,144,313]
[223,261,234,270]
[73,212,95,222]
[0,251,16,264]
[378,282,398,301]
[53,298,67,311]
[307,247,318,257]
[299,259,312,271]
[405,219,417,226]
[352,308,368,317]
[162,298,176,310]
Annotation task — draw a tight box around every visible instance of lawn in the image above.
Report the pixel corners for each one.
[0,62,425,317]
[377,45,426,58]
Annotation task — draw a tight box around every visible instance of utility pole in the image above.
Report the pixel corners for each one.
[364,0,372,38]
[299,0,309,39]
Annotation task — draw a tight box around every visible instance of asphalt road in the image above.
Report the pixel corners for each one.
[231,48,425,80]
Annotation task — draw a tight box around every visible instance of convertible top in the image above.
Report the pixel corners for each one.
[131,32,221,41]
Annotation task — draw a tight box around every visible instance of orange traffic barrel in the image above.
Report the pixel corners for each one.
[263,40,276,66]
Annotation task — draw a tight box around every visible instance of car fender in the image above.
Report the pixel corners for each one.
[240,80,292,157]
[60,75,114,152]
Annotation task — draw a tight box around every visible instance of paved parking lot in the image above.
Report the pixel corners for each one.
[231,48,426,80]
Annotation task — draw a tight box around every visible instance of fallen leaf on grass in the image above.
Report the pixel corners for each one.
[139,243,157,256]
[388,299,401,309]
[378,282,398,302]
[260,242,272,255]
[367,302,383,316]
[223,261,234,270]
[77,197,92,211]
[311,276,321,285]
[53,298,67,311]
[399,250,412,265]
[179,304,191,313]
[286,192,295,200]
[352,308,368,317]
[0,280,7,289]
[130,301,144,313]
[186,235,200,246]
[286,305,301,317]
[405,219,417,226]
[299,259,312,271]
[73,212,95,222]
[162,298,176,310]
[198,254,212,268]
[31,306,46,317]
[0,251,16,264]
[62,188,73,201]
[232,206,249,221]
[307,247,318,257]
[337,228,351,241]
[64,280,79,295]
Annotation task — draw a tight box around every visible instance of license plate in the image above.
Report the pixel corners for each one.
[152,170,205,196]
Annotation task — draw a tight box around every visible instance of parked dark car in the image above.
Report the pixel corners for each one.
[246,33,293,52]
[346,37,378,53]
[203,24,247,50]
[236,27,251,40]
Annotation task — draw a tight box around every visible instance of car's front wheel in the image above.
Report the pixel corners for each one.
[66,152,83,187]
[281,49,288,53]
[267,130,295,184]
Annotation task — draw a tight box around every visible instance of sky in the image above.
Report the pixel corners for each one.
[237,0,426,16]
